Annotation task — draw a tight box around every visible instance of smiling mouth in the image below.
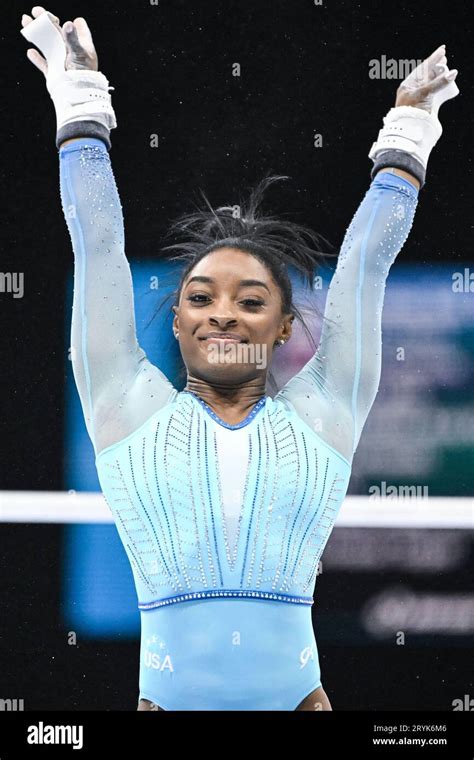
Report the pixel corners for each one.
[200,335,248,343]
[203,338,246,345]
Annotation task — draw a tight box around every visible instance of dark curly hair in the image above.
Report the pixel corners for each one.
[146,173,338,392]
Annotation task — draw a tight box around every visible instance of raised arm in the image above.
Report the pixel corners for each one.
[59,137,177,454]
[21,8,177,455]
[276,169,418,463]
[275,45,459,463]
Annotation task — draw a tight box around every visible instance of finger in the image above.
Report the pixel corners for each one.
[434,56,448,72]
[26,47,47,75]
[74,18,96,54]
[63,20,85,54]
[31,6,60,26]
[414,53,447,86]
[410,49,445,84]
[425,59,447,84]
[424,44,446,66]
[21,13,33,26]
[423,68,458,95]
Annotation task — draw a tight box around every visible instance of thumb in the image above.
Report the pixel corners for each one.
[26,48,47,77]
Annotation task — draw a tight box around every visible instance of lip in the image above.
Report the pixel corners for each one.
[200,332,248,343]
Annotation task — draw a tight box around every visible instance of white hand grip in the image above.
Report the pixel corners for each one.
[21,12,116,136]
[21,12,67,85]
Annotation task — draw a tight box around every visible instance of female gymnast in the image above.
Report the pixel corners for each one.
[21,7,459,710]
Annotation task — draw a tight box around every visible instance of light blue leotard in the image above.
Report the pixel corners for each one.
[59,137,419,710]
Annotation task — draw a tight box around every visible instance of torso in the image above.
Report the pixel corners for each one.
[97,391,350,710]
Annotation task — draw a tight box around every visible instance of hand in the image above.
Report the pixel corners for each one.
[21,6,98,76]
[395,44,458,113]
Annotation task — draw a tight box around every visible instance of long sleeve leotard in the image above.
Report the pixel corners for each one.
[59,136,419,710]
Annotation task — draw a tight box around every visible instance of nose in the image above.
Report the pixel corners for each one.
[208,314,238,329]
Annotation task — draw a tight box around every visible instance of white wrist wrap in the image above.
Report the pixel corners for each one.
[21,11,116,132]
[46,69,117,131]
[368,106,442,170]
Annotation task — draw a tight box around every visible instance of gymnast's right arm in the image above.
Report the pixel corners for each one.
[21,8,177,455]
[59,136,177,455]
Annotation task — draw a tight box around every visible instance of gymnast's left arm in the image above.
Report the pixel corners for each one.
[275,45,459,463]
[276,168,419,463]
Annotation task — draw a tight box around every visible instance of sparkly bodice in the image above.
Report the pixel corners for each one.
[95,390,352,609]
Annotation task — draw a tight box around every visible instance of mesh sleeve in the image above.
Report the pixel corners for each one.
[275,170,419,463]
[59,137,177,455]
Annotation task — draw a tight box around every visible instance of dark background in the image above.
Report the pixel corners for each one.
[1,0,472,710]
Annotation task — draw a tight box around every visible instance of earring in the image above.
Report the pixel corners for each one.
[175,332,179,340]
[279,338,285,345]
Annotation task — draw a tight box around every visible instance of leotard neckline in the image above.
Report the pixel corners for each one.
[180,390,268,430]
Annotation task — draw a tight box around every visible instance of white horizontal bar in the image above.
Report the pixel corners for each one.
[0,491,110,523]
[0,492,472,528]
[337,495,473,528]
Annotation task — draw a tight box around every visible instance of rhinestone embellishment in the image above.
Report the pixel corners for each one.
[138,588,314,610]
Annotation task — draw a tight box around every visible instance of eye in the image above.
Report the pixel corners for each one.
[187,293,211,304]
[241,299,264,307]
[186,294,264,308]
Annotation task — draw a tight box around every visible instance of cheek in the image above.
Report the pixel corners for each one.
[177,308,197,331]
[257,313,282,336]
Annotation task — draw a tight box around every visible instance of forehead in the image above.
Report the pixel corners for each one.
[185,248,273,283]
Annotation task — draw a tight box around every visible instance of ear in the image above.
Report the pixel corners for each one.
[280,313,294,342]
[172,306,179,336]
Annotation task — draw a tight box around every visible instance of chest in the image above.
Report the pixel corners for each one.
[100,408,346,568]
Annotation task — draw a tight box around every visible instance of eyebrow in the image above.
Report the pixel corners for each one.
[185,275,271,294]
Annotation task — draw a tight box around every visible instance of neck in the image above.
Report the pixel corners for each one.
[183,376,267,421]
